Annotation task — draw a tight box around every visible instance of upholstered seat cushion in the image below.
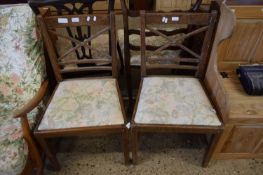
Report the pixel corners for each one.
[134,77,221,126]
[38,78,124,130]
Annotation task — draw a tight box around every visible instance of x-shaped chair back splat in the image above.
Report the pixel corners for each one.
[140,11,218,78]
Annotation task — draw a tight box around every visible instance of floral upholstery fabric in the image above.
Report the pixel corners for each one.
[38,78,124,130]
[0,4,45,175]
[117,29,183,66]
[0,4,45,117]
[134,77,221,126]
[0,107,42,175]
[0,117,28,175]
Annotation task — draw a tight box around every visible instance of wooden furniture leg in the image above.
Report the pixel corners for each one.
[131,127,139,164]
[202,132,222,167]
[122,128,130,164]
[117,41,124,72]
[36,136,60,171]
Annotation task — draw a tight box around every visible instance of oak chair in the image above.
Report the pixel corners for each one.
[119,0,207,109]
[131,4,223,167]
[35,11,129,171]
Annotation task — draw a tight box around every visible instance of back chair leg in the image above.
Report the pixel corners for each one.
[131,127,139,164]
[202,132,222,167]
[126,71,133,113]
[35,135,60,171]
[117,41,124,72]
[36,166,44,175]
[122,128,130,164]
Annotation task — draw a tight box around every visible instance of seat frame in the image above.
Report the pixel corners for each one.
[35,11,129,171]
[131,2,224,167]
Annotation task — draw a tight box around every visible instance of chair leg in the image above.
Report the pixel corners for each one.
[20,116,44,175]
[117,41,124,72]
[27,139,43,174]
[36,165,44,175]
[126,70,133,113]
[202,132,222,167]
[35,135,60,171]
[122,128,130,164]
[30,146,43,175]
[131,127,139,164]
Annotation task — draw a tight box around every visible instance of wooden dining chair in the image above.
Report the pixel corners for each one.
[35,11,129,170]
[131,3,223,167]
[119,0,207,110]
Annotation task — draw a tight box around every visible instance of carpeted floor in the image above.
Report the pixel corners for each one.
[44,134,263,175]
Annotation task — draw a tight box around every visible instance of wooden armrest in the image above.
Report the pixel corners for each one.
[14,80,49,118]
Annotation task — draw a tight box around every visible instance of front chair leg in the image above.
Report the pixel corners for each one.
[202,132,222,167]
[122,128,130,164]
[35,135,61,171]
[131,127,139,164]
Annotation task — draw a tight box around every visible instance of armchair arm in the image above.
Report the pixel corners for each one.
[13,80,48,171]
[14,80,49,118]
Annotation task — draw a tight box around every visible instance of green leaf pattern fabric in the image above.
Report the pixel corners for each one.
[0,4,45,175]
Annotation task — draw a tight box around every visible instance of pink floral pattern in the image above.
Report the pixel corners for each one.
[0,4,45,175]
[38,78,124,130]
[134,77,222,126]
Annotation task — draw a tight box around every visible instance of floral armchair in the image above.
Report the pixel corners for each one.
[0,4,47,175]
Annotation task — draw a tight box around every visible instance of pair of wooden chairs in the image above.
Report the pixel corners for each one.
[32,1,227,171]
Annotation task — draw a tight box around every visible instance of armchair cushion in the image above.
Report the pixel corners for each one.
[0,4,46,174]
[0,4,45,117]
[0,118,27,175]
[0,106,42,175]
[38,78,124,130]
[134,77,221,126]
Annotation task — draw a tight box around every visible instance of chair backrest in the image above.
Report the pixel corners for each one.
[119,0,204,68]
[38,11,118,82]
[0,4,46,115]
[29,0,115,62]
[140,10,218,78]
